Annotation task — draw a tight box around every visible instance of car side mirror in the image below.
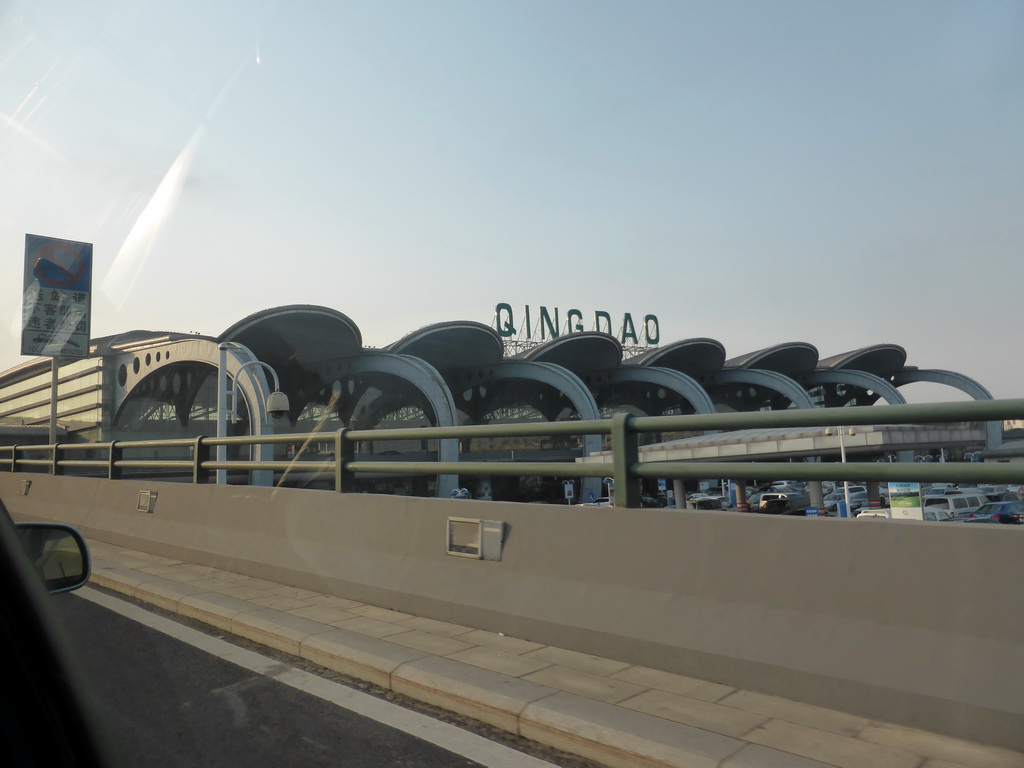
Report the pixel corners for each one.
[15,523,91,594]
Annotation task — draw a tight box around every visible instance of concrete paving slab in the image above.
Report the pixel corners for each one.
[744,719,923,768]
[446,646,554,678]
[268,585,323,599]
[610,665,736,703]
[392,655,558,733]
[858,722,1024,768]
[620,689,769,738]
[523,665,647,705]
[221,576,282,591]
[384,629,477,657]
[210,584,276,600]
[246,594,317,611]
[230,608,335,656]
[520,691,745,768]
[396,616,476,638]
[136,564,216,581]
[285,605,360,625]
[331,615,418,638]
[457,629,545,655]
[522,646,632,676]
[719,689,870,737]
[184,573,257,589]
[300,627,429,689]
[347,604,417,622]
[303,594,367,611]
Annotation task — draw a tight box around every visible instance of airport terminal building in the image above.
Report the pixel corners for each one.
[0,304,998,499]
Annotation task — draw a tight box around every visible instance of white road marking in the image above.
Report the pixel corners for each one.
[77,586,558,768]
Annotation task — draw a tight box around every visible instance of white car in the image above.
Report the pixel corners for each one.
[577,496,614,507]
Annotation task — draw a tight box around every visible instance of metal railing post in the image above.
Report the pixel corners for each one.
[108,441,122,480]
[51,442,62,475]
[193,436,211,484]
[611,413,641,508]
[335,428,355,492]
[11,445,20,473]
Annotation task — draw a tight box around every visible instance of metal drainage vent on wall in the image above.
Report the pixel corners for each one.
[446,517,506,561]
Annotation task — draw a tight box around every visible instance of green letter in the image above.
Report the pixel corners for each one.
[539,306,559,340]
[566,309,583,333]
[594,311,612,335]
[643,314,660,345]
[620,313,638,345]
[495,303,516,337]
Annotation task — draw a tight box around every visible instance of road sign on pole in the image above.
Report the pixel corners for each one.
[22,234,93,358]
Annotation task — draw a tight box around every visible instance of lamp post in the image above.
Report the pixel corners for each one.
[825,426,855,517]
[217,343,289,486]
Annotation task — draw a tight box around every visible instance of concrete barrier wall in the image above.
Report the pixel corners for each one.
[3,473,1022,749]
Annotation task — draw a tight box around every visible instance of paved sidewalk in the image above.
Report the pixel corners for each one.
[87,539,1024,768]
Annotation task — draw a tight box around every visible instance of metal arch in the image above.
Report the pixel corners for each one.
[891,369,994,400]
[803,370,907,406]
[892,369,1000,449]
[600,366,717,415]
[473,360,605,500]
[338,352,461,496]
[111,338,274,432]
[710,369,817,410]
[485,360,603,419]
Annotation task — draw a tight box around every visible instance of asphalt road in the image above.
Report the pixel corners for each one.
[50,590,493,768]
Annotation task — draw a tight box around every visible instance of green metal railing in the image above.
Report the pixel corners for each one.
[2,398,1023,506]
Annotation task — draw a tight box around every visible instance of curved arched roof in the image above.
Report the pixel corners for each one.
[1,302,1002,467]
[513,332,622,376]
[386,321,503,371]
[817,344,908,377]
[725,342,819,375]
[626,338,726,375]
[219,305,362,365]
[95,330,213,353]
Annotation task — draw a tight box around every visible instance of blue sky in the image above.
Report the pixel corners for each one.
[2,0,1022,399]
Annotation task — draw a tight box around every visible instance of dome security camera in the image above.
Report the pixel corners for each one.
[266,391,290,420]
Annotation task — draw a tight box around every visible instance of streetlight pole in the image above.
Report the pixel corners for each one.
[826,426,854,517]
[216,343,289,486]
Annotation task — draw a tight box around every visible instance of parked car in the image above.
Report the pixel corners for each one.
[577,496,614,507]
[960,501,1024,524]
[846,492,872,513]
[640,495,667,508]
[757,487,810,514]
[971,485,1008,502]
[823,486,868,513]
[868,508,955,522]
[690,496,727,510]
[767,481,806,495]
[923,492,988,519]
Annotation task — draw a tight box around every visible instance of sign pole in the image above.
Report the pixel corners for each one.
[49,357,59,445]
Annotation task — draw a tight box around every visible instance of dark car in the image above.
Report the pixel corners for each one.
[961,501,1024,524]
